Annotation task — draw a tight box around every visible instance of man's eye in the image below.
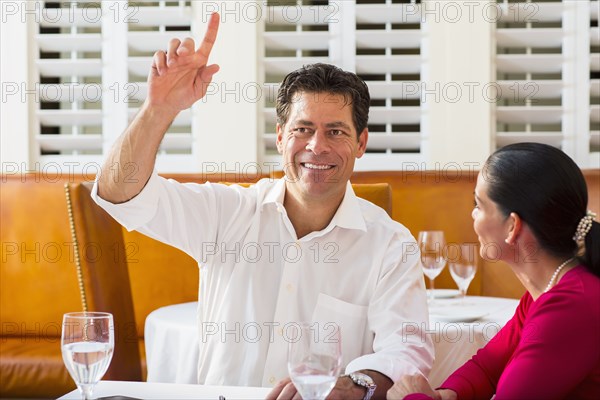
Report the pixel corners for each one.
[330,130,343,136]
[292,127,309,134]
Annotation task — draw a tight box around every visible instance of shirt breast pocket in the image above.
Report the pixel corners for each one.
[311,293,369,367]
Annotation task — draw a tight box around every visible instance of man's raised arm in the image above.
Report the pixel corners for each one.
[97,13,220,203]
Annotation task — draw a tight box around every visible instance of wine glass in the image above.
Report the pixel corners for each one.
[287,322,342,400]
[449,243,478,303]
[61,312,114,399]
[418,231,447,304]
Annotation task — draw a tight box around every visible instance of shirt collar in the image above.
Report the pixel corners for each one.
[261,179,367,233]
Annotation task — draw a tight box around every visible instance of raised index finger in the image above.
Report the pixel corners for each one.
[196,12,220,59]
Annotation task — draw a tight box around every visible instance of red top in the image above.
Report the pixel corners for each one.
[406,265,600,400]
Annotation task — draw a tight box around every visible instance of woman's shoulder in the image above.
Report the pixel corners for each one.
[534,265,600,317]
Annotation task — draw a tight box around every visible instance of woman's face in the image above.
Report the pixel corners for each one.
[472,172,512,261]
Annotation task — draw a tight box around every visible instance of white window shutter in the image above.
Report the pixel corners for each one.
[494,0,598,167]
[33,0,195,172]
[260,0,424,171]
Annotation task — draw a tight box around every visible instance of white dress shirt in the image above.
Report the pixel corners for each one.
[92,173,433,387]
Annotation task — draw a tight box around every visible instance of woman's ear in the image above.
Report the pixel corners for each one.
[505,212,523,245]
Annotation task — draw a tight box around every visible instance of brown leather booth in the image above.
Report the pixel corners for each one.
[1,170,598,398]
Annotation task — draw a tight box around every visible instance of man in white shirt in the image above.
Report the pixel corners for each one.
[93,13,432,400]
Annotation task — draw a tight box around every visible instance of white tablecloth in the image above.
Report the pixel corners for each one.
[145,296,519,387]
[59,380,270,399]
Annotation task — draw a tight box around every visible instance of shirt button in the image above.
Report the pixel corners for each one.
[278,328,284,336]
[269,376,276,384]
[286,283,294,292]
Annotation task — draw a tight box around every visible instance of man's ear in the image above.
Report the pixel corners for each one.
[505,212,523,245]
[356,129,368,158]
[276,123,284,154]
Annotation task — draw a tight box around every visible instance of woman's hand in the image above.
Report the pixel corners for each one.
[386,374,440,400]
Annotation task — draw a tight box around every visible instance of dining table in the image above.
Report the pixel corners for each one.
[59,380,270,399]
[145,293,520,388]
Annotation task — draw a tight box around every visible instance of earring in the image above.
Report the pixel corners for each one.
[505,238,511,245]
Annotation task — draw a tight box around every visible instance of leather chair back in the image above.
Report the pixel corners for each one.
[65,182,143,381]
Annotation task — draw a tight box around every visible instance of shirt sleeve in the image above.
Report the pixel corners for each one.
[345,231,434,382]
[439,294,529,400]
[91,171,247,262]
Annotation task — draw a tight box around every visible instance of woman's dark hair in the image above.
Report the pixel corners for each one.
[483,142,599,277]
[276,63,370,137]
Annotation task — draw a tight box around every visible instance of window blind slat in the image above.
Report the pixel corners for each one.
[591,79,600,97]
[591,28,599,46]
[39,84,102,102]
[355,4,421,24]
[128,31,191,52]
[356,30,421,49]
[496,54,563,74]
[264,32,329,51]
[266,6,332,25]
[37,134,102,151]
[496,132,563,147]
[591,1,599,20]
[367,81,421,100]
[355,55,421,75]
[497,2,563,23]
[38,10,101,28]
[37,110,102,126]
[37,59,102,77]
[497,80,562,99]
[591,54,600,72]
[591,105,600,123]
[35,34,102,52]
[369,107,421,125]
[496,106,563,124]
[496,28,563,48]
[134,6,192,27]
[263,58,330,75]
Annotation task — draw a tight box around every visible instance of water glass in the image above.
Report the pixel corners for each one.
[418,231,447,303]
[288,322,342,400]
[61,312,114,399]
[448,243,478,301]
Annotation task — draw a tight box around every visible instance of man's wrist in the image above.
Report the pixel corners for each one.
[341,372,377,400]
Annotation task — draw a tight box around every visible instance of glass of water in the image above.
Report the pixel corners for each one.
[61,312,114,399]
[448,243,479,302]
[288,322,342,400]
[418,231,447,304]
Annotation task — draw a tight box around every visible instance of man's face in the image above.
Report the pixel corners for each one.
[276,91,368,202]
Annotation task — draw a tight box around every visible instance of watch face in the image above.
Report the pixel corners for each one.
[351,372,375,387]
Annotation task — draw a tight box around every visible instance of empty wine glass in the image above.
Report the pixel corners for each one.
[288,322,342,400]
[418,231,447,304]
[61,312,114,399]
[448,243,478,303]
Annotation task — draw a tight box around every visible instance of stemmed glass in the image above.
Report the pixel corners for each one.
[449,243,479,303]
[418,231,447,304]
[61,312,114,399]
[288,322,342,400]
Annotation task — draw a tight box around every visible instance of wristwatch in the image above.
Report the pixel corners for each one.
[342,372,377,400]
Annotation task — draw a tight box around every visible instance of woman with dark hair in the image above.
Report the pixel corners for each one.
[388,143,600,399]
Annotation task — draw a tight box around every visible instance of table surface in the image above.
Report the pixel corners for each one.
[145,296,520,386]
[59,381,270,399]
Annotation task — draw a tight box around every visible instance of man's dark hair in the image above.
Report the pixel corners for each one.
[276,63,370,137]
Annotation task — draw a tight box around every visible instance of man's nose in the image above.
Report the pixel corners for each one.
[305,131,331,154]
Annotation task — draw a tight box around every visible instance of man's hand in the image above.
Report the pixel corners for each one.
[386,374,442,400]
[265,373,384,400]
[146,12,221,117]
